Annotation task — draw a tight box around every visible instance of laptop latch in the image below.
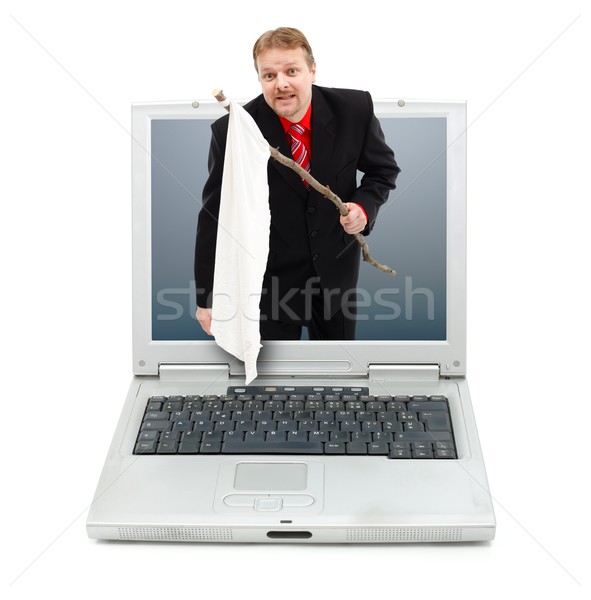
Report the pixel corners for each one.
[159,364,230,381]
[368,364,440,381]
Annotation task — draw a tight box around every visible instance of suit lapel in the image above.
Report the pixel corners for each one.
[255,98,308,199]
[310,86,336,189]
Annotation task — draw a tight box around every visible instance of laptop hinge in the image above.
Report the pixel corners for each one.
[159,363,230,381]
[368,364,440,381]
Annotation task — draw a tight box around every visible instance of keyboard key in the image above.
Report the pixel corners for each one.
[404,421,425,432]
[435,441,455,450]
[346,401,364,410]
[200,441,221,453]
[244,400,264,410]
[299,420,318,432]
[412,395,429,402]
[275,410,293,420]
[224,400,243,411]
[214,420,235,432]
[163,400,183,411]
[211,410,232,421]
[412,448,434,459]
[148,395,167,403]
[325,442,346,454]
[346,441,368,454]
[221,439,323,454]
[309,431,329,443]
[135,440,156,454]
[172,420,193,432]
[285,400,305,410]
[233,410,253,420]
[257,420,276,432]
[372,432,393,442]
[319,420,339,431]
[178,439,200,453]
[325,401,345,410]
[266,430,286,442]
[394,395,411,402]
[396,431,453,443]
[141,421,171,432]
[144,411,169,421]
[253,410,273,421]
[368,442,389,455]
[435,448,457,459]
[236,420,256,431]
[341,421,361,432]
[335,411,354,421]
[170,410,191,421]
[409,401,448,412]
[389,447,411,459]
[287,430,308,442]
[361,421,381,433]
[390,442,410,450]
[420,411,451,431]
[156,440,178,454]
[194,420,214,432]
[265,400,284,411]
[305,400,324,410]
[357,411,376,422]
[398,411,417,422]
[294,410,313,420]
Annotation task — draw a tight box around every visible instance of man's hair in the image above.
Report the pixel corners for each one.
[252,27,315,71]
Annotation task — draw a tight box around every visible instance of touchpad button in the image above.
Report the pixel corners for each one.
[234,462,307,491]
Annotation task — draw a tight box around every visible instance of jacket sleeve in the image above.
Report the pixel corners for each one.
[194,117,228,308]
[349,91,400,236]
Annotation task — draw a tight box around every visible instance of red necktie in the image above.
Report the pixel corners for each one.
[288,123,310,188]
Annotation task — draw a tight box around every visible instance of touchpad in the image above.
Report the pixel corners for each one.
[234,462,307,491]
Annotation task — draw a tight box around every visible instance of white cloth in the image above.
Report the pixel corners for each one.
[210,100,271,384]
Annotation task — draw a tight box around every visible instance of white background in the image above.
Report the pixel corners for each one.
[2,1,589,597]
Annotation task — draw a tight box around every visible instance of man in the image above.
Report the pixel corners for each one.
[195,27,400,340]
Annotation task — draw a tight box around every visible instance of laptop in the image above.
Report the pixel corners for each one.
[86,97,496,543]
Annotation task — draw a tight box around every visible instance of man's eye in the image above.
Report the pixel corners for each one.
[264,73,274,80]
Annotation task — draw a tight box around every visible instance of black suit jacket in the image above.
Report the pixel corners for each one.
[195,85,400,320]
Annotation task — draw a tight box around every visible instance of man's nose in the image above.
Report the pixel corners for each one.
[275,73,289,89]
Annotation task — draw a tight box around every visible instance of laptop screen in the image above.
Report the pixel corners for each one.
[132,99,466,376]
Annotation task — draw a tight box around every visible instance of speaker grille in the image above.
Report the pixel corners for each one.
[346,528,464,543]
[118,527,233,542]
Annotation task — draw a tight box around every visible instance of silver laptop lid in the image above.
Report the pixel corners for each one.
[131,99,467,378]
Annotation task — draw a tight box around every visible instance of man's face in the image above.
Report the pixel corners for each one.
[256,46,316,123]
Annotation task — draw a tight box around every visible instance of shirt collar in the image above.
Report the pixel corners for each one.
[278,101,312,132]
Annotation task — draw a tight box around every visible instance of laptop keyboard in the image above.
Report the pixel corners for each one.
[133,386,456,459]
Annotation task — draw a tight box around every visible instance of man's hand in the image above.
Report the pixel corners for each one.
[340,202,368,235]
[196,306,213,336]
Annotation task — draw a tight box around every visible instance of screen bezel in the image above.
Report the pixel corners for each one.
[131,98,467,377]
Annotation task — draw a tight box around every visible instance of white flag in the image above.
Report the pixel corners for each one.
[210,100,270,384]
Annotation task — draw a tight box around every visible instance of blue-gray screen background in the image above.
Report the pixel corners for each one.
[151,116,447,340]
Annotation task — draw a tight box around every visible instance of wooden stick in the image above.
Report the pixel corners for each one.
[212,89,396,276]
